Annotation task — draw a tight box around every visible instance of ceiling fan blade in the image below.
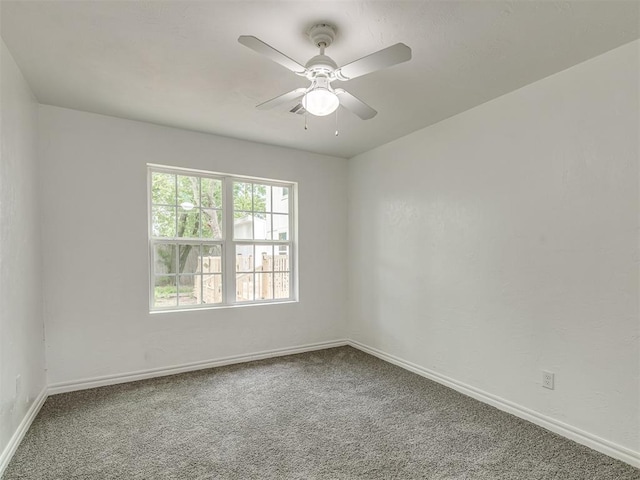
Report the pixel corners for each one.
[335,43,411,81]
[335,89,377,120]
[238,36,307,75]
[256,88,307,110]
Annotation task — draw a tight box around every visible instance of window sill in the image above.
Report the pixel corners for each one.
[149,299,298,315]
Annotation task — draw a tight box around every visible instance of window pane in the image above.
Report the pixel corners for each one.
[236,245,253,272]
[256,272,274,300]
[202,274,222,304]
[202,209,222,239]
[274,245,289,271]
[236,273,254,302]
[177,209,200,238]
[234,212,253,239]
[178,244,200,274]
[154,244,176,274]
[178,175,199,209]
[201,178,222,209]
[154,275,177,308]
[177,275,198,306]
[233,182,253,212]
[152,172,176,205]
[272,186,289,213]
[274,273,290,299]
[201,245,222,274]
[253,213,271,241]
[253,184,270,212]
[152,206,176,237]
[266,186,273,213]
[255,245,273,272]
[272,214,289,241]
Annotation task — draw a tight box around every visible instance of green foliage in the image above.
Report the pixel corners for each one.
[233,182,267,211]
[155,244,176,273]
[154,285,193,298]
[202,177,222,208]
[151,172,175,205]
[234,182,267,219]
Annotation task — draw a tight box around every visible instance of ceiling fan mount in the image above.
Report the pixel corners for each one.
[238,23,411,119]
[307,23,336,49]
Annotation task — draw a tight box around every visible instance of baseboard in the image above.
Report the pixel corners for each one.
[347,339,640,469]
[0,387,48,478]
[48,339,348,395]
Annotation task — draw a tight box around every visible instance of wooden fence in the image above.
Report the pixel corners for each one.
[195,253,289,303]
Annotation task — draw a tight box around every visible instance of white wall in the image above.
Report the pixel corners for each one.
[0,40,46,459]
[38,105,348,385]
[348,40,639,453]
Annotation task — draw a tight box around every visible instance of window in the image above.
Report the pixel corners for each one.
[148,165,295,311]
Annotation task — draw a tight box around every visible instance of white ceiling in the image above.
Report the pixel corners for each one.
[2,1,638,158]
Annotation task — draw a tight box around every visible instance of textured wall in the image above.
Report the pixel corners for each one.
[348,41,639,452]
[0,40,46,459]
[38,106,348,385]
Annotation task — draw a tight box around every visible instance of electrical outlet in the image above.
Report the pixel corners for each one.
[542,371,554,390]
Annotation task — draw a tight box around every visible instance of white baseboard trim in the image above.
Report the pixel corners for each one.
[347,339,640,469]
[0,387,48,478]
[48,339,348,395]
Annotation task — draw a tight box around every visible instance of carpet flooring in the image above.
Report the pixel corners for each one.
[4,346,639,479]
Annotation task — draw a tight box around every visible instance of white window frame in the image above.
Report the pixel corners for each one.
[148,164,297,312]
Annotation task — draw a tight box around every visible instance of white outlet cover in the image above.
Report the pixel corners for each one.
[542,371,555,390]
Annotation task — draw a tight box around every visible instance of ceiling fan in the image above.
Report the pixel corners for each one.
[238,24,411,120]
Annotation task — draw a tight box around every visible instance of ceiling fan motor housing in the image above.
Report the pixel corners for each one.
[305,55,338,76]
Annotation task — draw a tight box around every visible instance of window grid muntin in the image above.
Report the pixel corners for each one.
[149,166,295,311]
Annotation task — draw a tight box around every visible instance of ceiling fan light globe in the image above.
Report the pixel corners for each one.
[303,88,339,116]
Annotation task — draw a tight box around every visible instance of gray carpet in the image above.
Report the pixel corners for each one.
[4,346,639,479]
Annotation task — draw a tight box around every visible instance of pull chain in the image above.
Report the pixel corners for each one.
[335,106,339,136]
[304,95,308,130]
